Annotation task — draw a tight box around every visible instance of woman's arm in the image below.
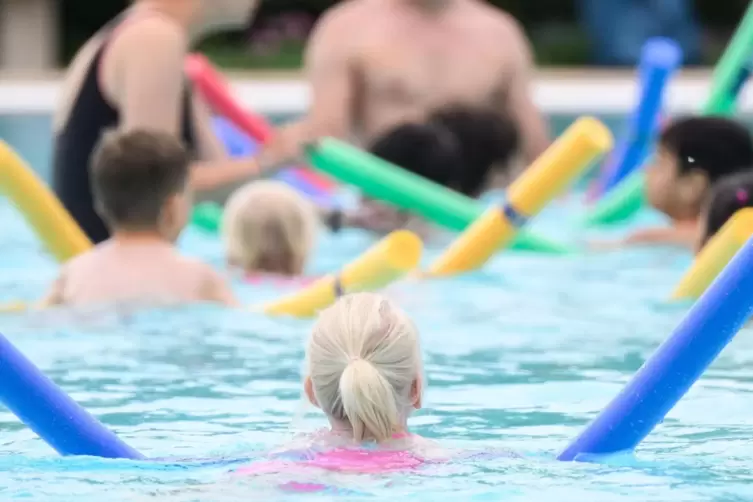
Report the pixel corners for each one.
[112,17,260,190]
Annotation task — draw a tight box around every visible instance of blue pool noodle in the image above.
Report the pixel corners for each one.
[598,38,682,194]
[0,334,143,459]
[212,116,259,157]
[558,236,753,461]
[211,117,330,202]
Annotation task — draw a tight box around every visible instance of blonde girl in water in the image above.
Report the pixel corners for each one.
[304,292,425,445]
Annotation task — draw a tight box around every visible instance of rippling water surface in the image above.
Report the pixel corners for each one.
[1,195,753,502]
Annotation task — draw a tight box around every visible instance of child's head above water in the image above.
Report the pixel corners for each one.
[304,293,423,442]
[369,122,461,189]
[430,106,520,196]
[369,106,519,197]
[222,180,318,276]
[697,171,753,251]
[91,129,192,242]
[647,116,753,221]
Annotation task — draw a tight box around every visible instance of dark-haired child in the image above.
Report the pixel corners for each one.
[696,171,753,252]
[626,116,753,248]
[41,129,237,307]
[327,106,520,234]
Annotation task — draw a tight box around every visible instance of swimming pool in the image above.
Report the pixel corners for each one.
[3,186,753,500]
[3,83,753,500]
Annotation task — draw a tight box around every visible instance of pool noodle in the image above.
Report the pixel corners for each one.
[585,3,753,226]
[305,138,574,254]
[0,141,92,262]
[185,54,335,190]
[583,171,647,226]
[427,117,612,276]
[558,234,753,461]
[0,333,143,459]
[594,38,681,196]
[671,208,753,300]
[264,229,422,317]
[190,118,332,232]
[186,54,273,142]
[211,116,328,199]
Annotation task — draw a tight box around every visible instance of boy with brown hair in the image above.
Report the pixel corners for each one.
[42,129,237,307]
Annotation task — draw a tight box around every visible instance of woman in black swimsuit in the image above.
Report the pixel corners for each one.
[53,0,259,243]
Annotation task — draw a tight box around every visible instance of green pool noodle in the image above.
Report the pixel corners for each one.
[701,1,753,117]
[191,201,223,232]
[585,2,753,227]
[582,171,646,226]
[305,137,573,254]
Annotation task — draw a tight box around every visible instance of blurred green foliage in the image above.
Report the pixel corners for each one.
[59,0,748,68]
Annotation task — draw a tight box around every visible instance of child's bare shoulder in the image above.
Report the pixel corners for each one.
[172,254,217,277]
[173,256,237,305]
[62,244,109,273]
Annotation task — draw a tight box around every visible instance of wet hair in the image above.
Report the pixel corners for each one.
[307,293,423,442]
[368,107,519,196]
[368,122,461,188]
[430,107,519,195]
[222,181,318,276]
[701,170,753,247]
[91,129,190,229]
[659,116,753,183]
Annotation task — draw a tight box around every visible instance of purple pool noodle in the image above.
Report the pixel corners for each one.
[212,116,332,205]
[558,235,753,461]
[0,334,143,459]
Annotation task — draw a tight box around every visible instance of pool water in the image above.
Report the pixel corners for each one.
[2,115,753,501]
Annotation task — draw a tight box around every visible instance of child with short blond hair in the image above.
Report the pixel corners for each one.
[222,180,319,277]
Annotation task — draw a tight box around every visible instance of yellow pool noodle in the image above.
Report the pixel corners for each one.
[264,230,422,318]
[671,208,753,300]
[0,141,92,262]
[426,117,613,277]
[0,301,28,313]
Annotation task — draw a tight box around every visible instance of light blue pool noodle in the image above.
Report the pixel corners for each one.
[0,333,144,459]
[211,116,329,201]
[598,38,682,194]
[558,235,753,461]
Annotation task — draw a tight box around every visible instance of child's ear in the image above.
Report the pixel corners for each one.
[94,200,106,220]
[411,377,422,410]
[304,376,319,408]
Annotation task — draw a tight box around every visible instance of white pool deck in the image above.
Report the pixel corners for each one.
[0,69,751,115]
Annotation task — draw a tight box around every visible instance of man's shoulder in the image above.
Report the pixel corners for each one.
[316,0,377,31]
[467,1,525,35]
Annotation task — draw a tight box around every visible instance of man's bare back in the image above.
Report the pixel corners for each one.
[272,0,548,166]
[41,238,236,308]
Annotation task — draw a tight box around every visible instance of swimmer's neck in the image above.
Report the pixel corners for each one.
[396,0,457,14]
[110,229,173,245]
[329,419,409,442]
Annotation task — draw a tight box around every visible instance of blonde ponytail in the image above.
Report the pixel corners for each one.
[306,293,422,443]
[339,358,400,442]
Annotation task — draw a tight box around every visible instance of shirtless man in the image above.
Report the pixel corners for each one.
[42,130,237,308]
[268,0,549,172]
